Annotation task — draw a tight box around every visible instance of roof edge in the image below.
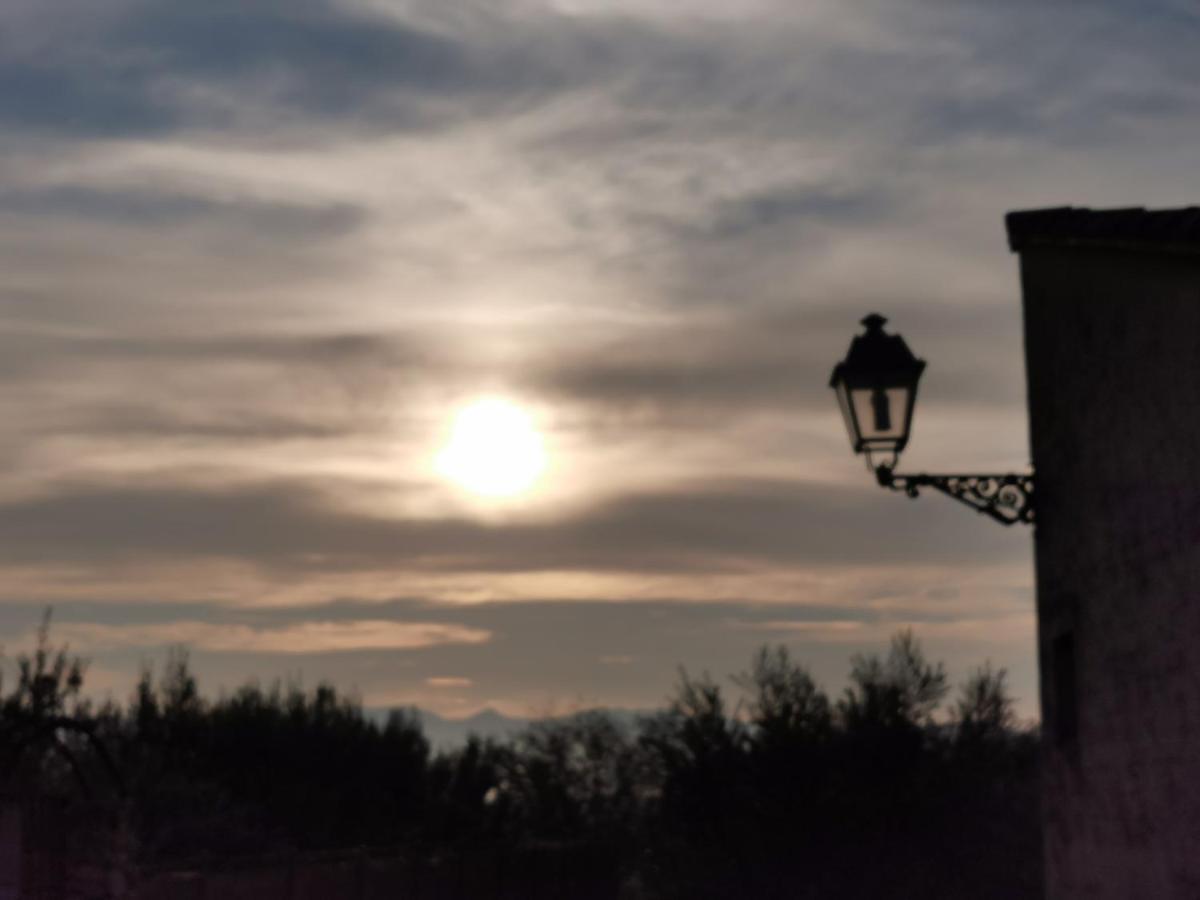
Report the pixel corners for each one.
[1006,206,1200,256]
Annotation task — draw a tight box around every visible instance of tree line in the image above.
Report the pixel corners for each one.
[0,615,1042,898]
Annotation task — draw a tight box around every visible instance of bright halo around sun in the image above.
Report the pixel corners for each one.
[436,398,547,498]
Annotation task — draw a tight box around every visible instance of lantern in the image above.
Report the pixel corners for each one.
[829,313,925,464]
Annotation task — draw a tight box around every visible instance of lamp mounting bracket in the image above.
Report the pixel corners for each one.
[875,466,1035,527]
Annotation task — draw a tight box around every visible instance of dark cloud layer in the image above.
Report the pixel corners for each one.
[2,0,1196,152]
[1,1,468,137]
[524,302,1028,427]
[0,475,1028,574]
[0,0,676,140]
[0,185,365,236]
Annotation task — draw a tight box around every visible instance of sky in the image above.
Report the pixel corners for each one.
[2,0,1198,720]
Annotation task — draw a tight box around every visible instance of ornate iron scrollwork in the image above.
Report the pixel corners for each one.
[875,467,1035,526]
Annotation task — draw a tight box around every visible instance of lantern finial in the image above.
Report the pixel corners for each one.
[861,313,887,331]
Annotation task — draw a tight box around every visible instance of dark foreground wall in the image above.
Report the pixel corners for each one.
[1011,206,1200,899]
[136,844,620,900]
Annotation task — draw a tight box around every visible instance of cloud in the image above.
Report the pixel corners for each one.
[0,0,471,138]
[522,303,1028,429]
[0,474,1030,576]
[425,676,473,687]
[0,185,365,236]
[0,57,179,138]
[46,619,491,654]
[0,329,455,462]
[63,405,348,443]
[0,0,699,142]
[0,331,434,381]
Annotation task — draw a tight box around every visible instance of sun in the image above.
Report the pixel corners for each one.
[436,398,547,498]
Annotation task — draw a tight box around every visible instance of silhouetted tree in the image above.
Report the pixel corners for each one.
[501,710,637,840]
[840,629,948,733]
[0,615,1044,899]
[731,646,835,895]
[0,611,121,803]
[637,670,754,899]
[738,645,831,742]
[954,662,1016,745]
[428,734,517,842]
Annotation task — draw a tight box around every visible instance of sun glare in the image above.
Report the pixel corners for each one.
[436,398,547,498]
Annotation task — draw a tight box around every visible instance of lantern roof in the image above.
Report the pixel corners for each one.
[829,314,925,388]
[1007,205,1200,256]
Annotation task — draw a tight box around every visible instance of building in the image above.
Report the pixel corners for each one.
[1008,206,1200,899]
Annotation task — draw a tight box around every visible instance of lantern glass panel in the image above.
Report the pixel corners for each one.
[834,379,859,450]
[850,385,910,447]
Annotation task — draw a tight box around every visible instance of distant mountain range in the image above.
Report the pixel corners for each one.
[364,706,653,752]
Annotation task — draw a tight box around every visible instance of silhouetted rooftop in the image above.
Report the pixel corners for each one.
[1007,206,1200,256]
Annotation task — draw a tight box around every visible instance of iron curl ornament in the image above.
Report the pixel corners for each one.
[875,467,1035,527]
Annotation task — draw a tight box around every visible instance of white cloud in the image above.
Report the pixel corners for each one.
[425,676,474,687]
[46,620,492,654]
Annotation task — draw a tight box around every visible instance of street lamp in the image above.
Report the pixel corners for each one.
[830,314,1035,526]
